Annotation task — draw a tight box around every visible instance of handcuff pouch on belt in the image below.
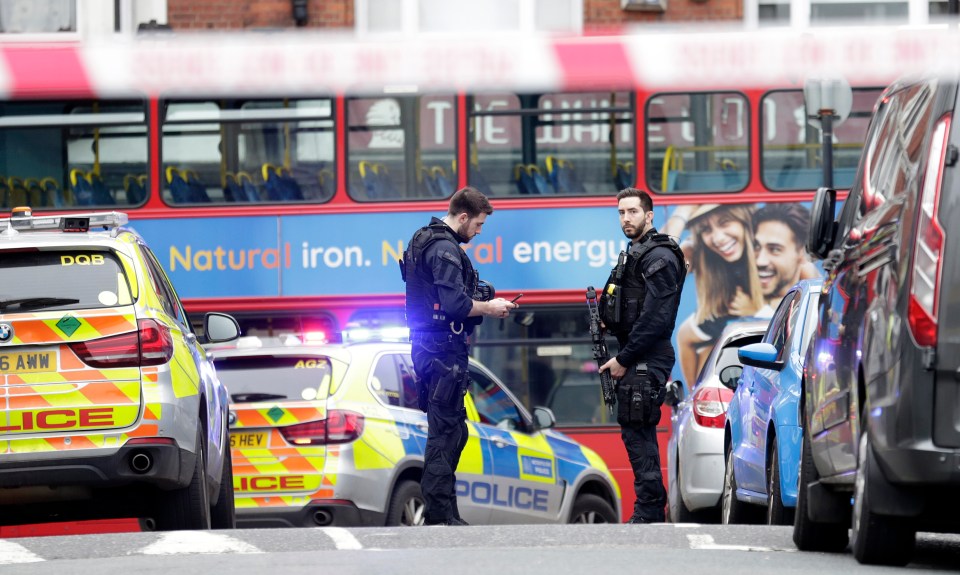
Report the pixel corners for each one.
[616,363,665,427]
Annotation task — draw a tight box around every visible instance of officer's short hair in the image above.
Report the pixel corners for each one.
[448,186,493,218]
[753,203,810,249]
[616,188,653,213]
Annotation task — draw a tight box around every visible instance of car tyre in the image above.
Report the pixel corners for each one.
[851,431,915,566]
[385,480,425,526]
[766,440,794,526]
[670,457,699,523]
[792,433,848,552]
[569,493,618,524]
[210,445,236,529]
[721,449,761,524]
[155,428,212,531]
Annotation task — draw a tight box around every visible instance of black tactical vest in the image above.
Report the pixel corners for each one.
[400,221,477,332]
[600,231,686,336]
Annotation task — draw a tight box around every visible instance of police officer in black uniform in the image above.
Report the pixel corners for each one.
[400,187,518,526]
[599,188,686,524]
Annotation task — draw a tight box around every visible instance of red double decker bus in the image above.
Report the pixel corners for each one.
[0,33,889,520]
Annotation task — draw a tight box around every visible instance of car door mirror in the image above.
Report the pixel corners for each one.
[204,312,240,344]
[664,380,684,407]
[532,406,556,430]
[738,342,784,371]
[808,186,837,260]
[719,365,743,390]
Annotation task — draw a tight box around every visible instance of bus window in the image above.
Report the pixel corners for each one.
[0,100,147,209]
[470,305,615,426]
[346,95,457,201]
[468,92,634,197]
[761,88,881,191]
[646,91,749,194]
[161,98,335,205]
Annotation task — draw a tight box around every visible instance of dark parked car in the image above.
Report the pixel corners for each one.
[798,77,960,566]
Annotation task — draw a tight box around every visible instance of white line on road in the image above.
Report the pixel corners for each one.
[0,540,44,564]
[139,531,263,555]
[321,527,363,550]
[687,533,797,552]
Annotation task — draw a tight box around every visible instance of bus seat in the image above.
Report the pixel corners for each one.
[513,164,530,194]
[71,170,110,206]
[263,163,304,201]
[183,169,212,203]
[465,162,492,196]
[166,167,192,204]
[526,164,554,194]
[546,156,585,194]
[615,162,634,190]
[223,173,241,202]
[375,165,399,198]
[23,178,44,207]
[317,168,335,198]
[0,177,7,208]
[418,166,440,197]
[431,166,455,197]
[124,174,147,204]
[7,177,26,207]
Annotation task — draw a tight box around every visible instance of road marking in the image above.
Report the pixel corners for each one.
[0,540,44,564]
[687,533,797,552]
[140,531,262,555]
[321,527,363,550]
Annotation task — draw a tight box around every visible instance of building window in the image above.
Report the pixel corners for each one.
[810,0,909,24]
[0,0,75,33]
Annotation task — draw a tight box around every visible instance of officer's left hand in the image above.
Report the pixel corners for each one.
[600,357,626,379]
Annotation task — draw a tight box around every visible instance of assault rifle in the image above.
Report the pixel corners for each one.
[586,286,616,413]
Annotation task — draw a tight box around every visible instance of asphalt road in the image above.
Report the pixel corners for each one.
[2,524,959,575]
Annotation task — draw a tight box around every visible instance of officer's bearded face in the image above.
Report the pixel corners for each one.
[458,213,488,241]
[618,198,650,240]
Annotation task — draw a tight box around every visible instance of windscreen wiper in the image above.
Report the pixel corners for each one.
[0,297,81,311]
[230,392,287,403]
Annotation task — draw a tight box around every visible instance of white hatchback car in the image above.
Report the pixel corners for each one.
[666,320,768,523]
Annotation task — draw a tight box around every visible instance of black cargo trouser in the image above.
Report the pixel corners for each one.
[411,331,470,524]
[617,366,666,523]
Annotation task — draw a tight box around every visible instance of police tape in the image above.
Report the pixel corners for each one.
[2,25,959,98]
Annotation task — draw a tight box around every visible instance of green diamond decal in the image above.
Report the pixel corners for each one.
[56,315,82,337]
[266,407,285,422]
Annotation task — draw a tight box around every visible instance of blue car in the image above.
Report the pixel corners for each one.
[722,278,822,525]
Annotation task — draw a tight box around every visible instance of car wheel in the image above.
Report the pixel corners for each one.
[210,445,236,529]
[766,441,794,526]
[155,428,212,531]
[385,480,425,526]
[792,433,848,552]
[569,493,618,524]
[721,449,761,524]
[670,457,698,523]
[851,431,916,566]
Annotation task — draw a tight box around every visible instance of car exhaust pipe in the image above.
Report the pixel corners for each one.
[312,509,333,526]
[130,451,153,474]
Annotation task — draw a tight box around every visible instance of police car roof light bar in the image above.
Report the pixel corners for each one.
[0,207,129,236]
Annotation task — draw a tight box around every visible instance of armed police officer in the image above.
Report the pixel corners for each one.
[400,186,518,526]
[598,188,686,524]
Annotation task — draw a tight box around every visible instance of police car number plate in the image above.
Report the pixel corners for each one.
[230,432,267,448]
[0,351,54,374]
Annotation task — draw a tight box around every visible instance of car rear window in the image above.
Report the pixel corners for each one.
[0,249,132,311]
[214,355,333,402]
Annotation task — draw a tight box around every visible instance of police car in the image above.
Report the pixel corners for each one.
[0,208,240,530]
[208,328,621,527]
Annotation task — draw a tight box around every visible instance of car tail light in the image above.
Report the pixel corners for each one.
[70,319,174,368]
[279,410,364,446]
[692,386,734,428]
[908,114,950,348]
